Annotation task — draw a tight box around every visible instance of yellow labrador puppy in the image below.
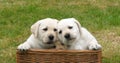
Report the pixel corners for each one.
[18,18,59,50]
[58,18,102,50]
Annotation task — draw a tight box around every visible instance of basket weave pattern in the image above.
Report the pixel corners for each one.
[17,49,101,63]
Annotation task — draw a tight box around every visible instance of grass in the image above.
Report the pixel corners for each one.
[0,0,120,63]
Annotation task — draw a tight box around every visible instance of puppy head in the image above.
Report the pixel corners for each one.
[58,18,82,45]
[31,18,58,44]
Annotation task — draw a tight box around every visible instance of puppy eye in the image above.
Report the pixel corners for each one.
[43,28,48,31]
[59,30,62,34]
[54,28,57,31]
[68,26,73,29]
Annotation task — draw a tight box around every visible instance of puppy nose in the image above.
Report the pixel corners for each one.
[64,33,70,39]
[49,35,54,40]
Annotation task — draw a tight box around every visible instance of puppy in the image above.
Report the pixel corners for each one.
[58,18,102,50]
[18,18,58,50]
[55,40,67,49]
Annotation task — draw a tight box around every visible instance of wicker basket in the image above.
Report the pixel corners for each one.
[17,49,102,63]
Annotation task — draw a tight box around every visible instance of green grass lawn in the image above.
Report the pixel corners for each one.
[0,0,120,63]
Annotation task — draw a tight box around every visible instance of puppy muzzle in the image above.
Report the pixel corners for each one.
[46,41,54,44]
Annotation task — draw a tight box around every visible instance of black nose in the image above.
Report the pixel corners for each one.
[49,35,54,40]
[64,33,70,39]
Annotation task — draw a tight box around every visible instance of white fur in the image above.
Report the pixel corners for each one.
[18,18,58,50]
[58,18,102,50]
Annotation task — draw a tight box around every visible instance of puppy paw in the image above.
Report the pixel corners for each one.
[17,43,31,51]
[88,43,102,50]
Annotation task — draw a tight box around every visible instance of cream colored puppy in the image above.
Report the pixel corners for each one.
[58,18,102,50]
[18,18,58,50]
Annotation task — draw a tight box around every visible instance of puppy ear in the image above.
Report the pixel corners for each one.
[31,21,41,38]
[73,18,82,35]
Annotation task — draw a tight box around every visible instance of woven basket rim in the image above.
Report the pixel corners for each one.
[17,49,101,53]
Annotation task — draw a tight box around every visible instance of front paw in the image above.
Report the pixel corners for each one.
[17,43,30,51]
[88,43,102,50]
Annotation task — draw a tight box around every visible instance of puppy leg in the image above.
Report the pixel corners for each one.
[17,42,31,51]
[74,45,83,50]
[81,28,102,50]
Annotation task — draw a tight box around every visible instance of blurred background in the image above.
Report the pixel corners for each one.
[0,0,120,63]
